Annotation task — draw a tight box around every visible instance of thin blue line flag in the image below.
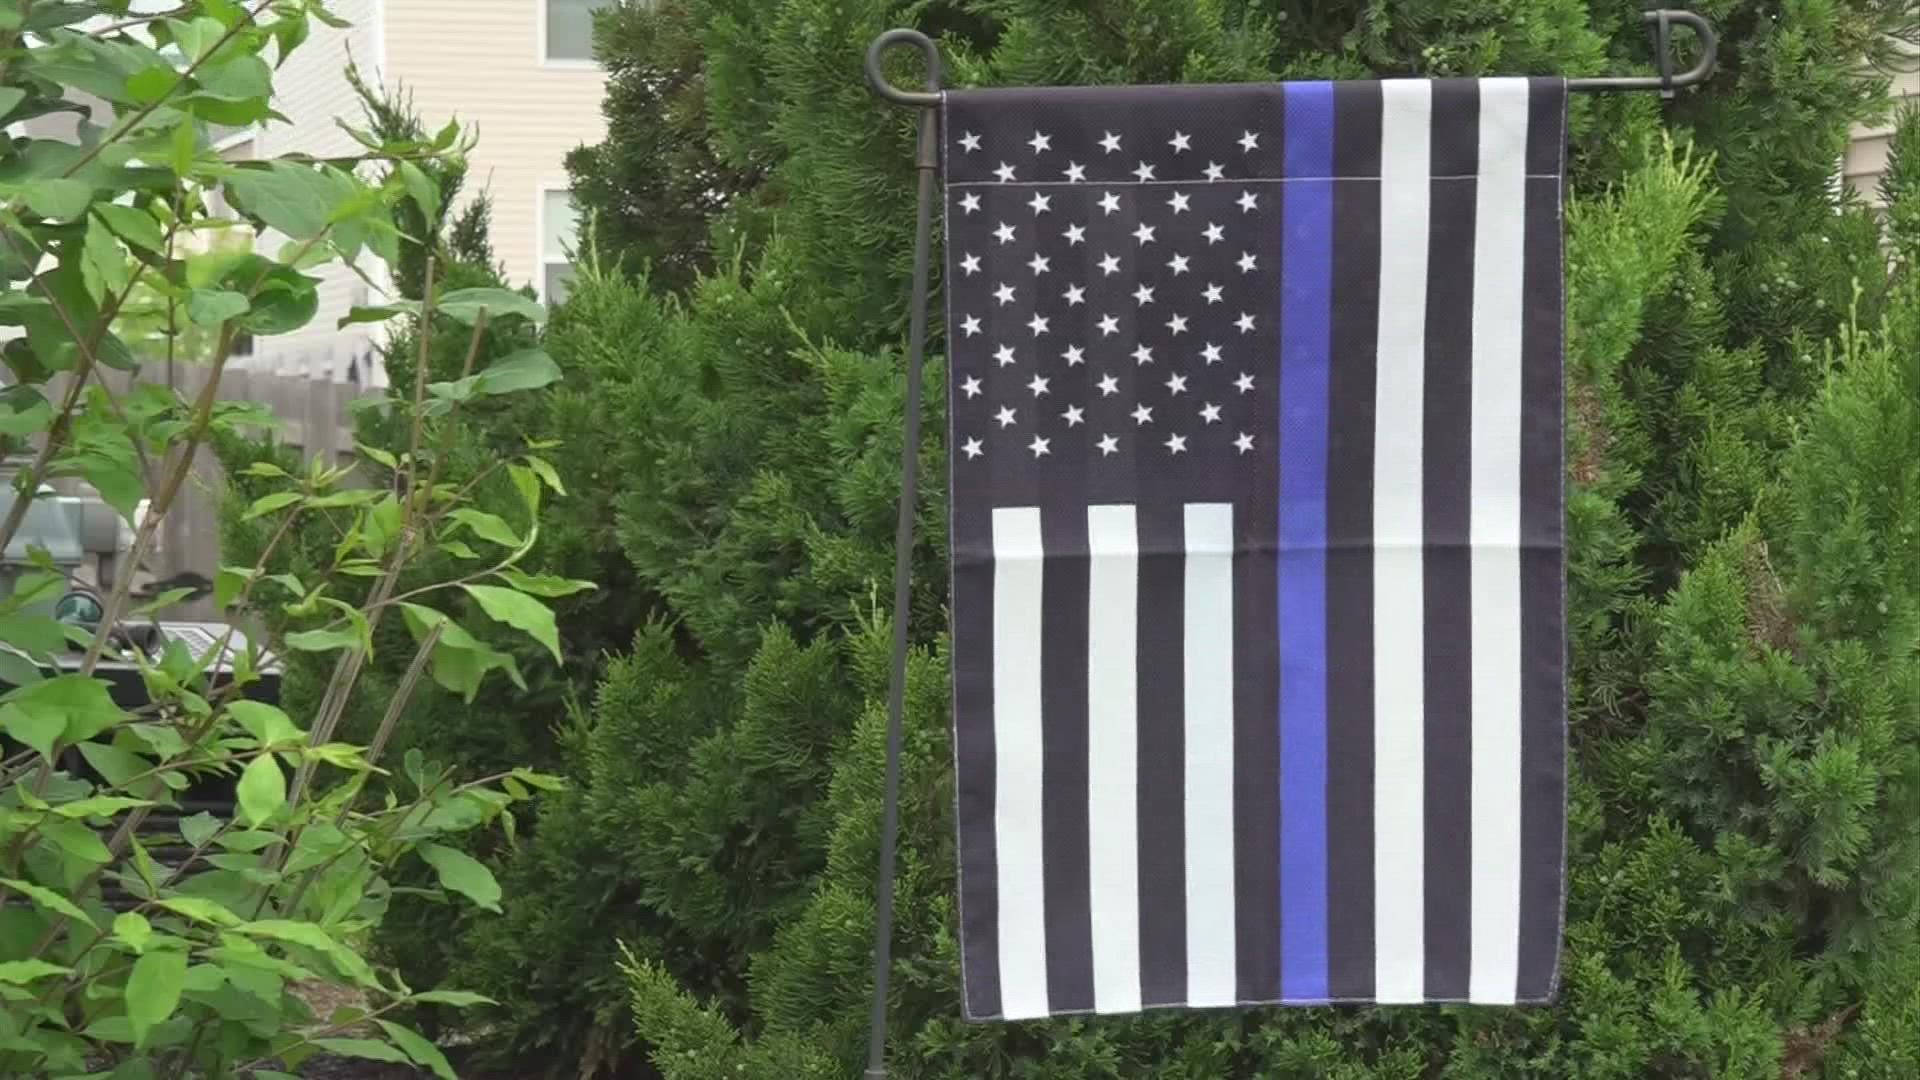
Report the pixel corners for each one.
[942,78,1569,1020]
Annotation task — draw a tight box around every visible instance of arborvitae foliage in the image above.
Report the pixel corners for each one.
[273,0,1920,1075]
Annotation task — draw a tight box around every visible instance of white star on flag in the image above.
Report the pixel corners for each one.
[1133,161,1156,182]
[1028,130,1052,154]
[1236,312,1257,333]
[995,222,1017,244]
[1132,404,1154,425]
[1132,343,1155,365]
[1238,252,1258,273]
[994,344,1017,366]
[1134,223,1156,245]
[1098,375,1120,396]
[1098,131,1122,154]
[1028,314,1050,336]
[1133,284,1156,306]
[961,253,982,275]
[1235,372,1255,393]
[1098,314,1121,336]
[1168,253,1190,275]
[1099,191,1123,215]
[994,282,1016,305]
[1168,192,1191,214]
[1029,253,1051,275]
[1029,192,1052,215]
[962,436,984,458]
[1235,431,1255,453]
[1166,313,1189,335]
[960,192,981,214]
[961,376,982,398]
[1238,130,1260,152]
[1169,131,1191,153]
[1064,223,1087,245]
[1165,433,1188,454]
[1063,344,1086,365]
[1200,402,1222,424]
[1028,434,1050,457]
[995,162,1017,182]
[1097,433,1119,455]
[1099,253,1122,276]
[1203,283,1225,304]
[1062,404,1085,426]
[1201,342,1223,364]
[995,405,1018,427]
[958,132,981,153]
[1203,222,1225,244]
[1204,161,1225,181]
[1027,374,1050,396]
[1064,162,1087,182]
[1166,373,1188,395]
[1237,190,1259,212]
[961,314,982,336]
[1064,284,1086,306]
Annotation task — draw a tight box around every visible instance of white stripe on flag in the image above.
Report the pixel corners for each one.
[1468,76,1530,1005]
[1183,502,1237,1007]
[991,506,1050,1020]
[1086,504,1141,1014]
[1373,77,1431,1004]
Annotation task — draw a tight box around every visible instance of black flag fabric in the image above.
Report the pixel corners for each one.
[942,78,1568,1020]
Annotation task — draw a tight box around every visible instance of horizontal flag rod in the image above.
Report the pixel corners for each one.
[864,10,1718,109]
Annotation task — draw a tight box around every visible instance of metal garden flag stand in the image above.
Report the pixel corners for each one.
[861,11,1718,1078]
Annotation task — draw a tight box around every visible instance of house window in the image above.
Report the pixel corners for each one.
[541,188,580,303]
[543,0,608,64]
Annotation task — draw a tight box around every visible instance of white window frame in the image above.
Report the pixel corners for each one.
[537,0,603,70]
[536,181,580,303]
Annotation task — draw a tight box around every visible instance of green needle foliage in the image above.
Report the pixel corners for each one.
[306,0,1920,1077]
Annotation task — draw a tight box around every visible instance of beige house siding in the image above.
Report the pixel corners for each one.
[1844,65,1920,207]
[249,0,388,380]
[385,0,608,296]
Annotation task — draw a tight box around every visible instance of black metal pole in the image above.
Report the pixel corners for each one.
[864,28,941,1080]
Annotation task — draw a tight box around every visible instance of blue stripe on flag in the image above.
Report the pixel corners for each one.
[1279,79,1333,1003]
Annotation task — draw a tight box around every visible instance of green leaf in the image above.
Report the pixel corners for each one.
[461,584,560,663]
[431,287,545,326]
[238,920,375,984]
[0,385,53,437]
[376,1019,456,1079]
[240,461,289,479]
[1,877,98,928]
[473,349,561,394]
[397,160,440,221]
[41,819,113,864]
[227,700,302,746]
[447,509,521,549]
[113,911,152,953]
[406,989,497,1007]
[0,87,25,119]
[53,795,154,818]
[284,625,361,653]
[526,455,566,495]
[124,65,176,105]
[154,896,240,928]
[126,949,186,1048]
[235,753,285,826]
[0,703,60,758]
[494,569,598,598]
[93,202,165,254]
[356,442,398,470]
[25,178,93,221]
[187,289,249,326]
[0,650,45,688]
[0,613,69,654]
[170,113,197,177]
[81,215,132,300]
[417,842,501,912]
[178,811,220,849]
[311,1038,413,1065]
[0,959,70,984]
[4,675,123,744]
[244,491,302,520]
[223,163,337,240]
[78,740,151,790]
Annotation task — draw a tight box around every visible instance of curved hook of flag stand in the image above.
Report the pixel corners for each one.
[858,11,1715,1077]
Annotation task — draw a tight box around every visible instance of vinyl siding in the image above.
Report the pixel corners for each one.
[1843,57,1920,207]
[249,0,386,382]
[386,0,609,294]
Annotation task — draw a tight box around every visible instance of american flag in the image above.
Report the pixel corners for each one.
[944,78,1568,1020]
